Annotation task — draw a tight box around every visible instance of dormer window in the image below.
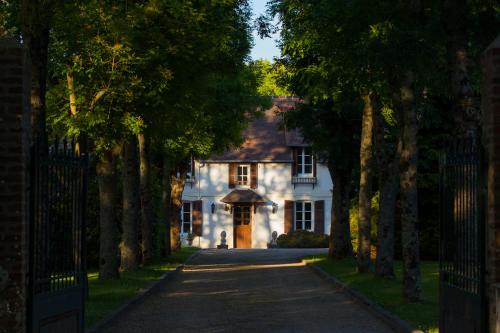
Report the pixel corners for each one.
[297,147,313,176]
[237,164,250,186]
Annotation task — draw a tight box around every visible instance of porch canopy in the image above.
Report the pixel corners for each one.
[221,189,266,204]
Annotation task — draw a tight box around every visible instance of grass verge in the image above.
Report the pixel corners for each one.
[86,246,199,328]
[305,256,438,333]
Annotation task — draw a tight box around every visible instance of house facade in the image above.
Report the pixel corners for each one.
[181,97,333,248]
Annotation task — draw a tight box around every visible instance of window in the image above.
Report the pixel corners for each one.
[297,147,313,176]
[295,201,312,231]
[237,164,250,186]
[181,202,192,234]
[234,205,251,225]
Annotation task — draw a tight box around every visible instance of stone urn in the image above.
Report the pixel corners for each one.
[217,231,228,249]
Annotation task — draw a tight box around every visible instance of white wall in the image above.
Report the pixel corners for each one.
[182,162,333,248]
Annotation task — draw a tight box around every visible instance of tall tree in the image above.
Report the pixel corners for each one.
[374,105,400,278]
[47,0,144,279]
[397,72,421,301]
[96,149,120,279]
[138,133,154,263]
[161,156,172,257]
[20,0,53,135]
[121,136,140,271]
[263,0,445,300]
[357,93,374,272]
[286,99,360,259]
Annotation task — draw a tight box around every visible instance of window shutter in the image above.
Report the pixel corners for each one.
[284,200,294,233]
[314,200,324,234]
[228,163,236,188]
[313,153,317,178]
[250,163,258,189]
[292,148,297,177]
[192,200,203,236]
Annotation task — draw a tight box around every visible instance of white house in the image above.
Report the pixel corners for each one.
[181,97,333,248]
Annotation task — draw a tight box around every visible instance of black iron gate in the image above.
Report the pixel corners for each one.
[29,137,88,333]
[439,137,486,333]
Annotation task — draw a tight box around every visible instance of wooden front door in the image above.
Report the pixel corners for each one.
[234,205,252,248]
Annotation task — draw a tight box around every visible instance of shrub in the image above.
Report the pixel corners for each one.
[277,230,329,248]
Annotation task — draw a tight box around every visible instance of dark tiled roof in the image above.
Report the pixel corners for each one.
[221,189,266,203]
[207,97,307,162]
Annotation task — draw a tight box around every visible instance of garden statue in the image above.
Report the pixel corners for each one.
[217,231,228,249]
[269,231,278,248]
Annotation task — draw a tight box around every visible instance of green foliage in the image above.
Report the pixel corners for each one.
[247,59,291,96]
[277,230,329,248]
[263,0,499,265]
[44,0,262,163]
[306,256,438,332]
[349,192,379,253]
[285,96,361,170]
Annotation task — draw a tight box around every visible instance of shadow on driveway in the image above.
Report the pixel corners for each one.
[99,248,394,333]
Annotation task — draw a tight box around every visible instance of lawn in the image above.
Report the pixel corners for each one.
[86,246,199,328]
[305,256,438,333]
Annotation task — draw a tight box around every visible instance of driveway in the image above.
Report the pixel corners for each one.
[98,249,394,333]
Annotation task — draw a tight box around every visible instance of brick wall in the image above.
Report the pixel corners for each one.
[482,34,500,333]
[0,37,31,333]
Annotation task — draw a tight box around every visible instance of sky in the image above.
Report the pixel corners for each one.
[249,0,280,61]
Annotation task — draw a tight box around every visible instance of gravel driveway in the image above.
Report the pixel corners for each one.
[97,249,394,333]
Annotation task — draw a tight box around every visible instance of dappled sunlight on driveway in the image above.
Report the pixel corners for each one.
[98,249,394,333]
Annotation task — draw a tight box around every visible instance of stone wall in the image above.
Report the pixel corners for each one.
[482,34,500,333]
[0,38,31,333]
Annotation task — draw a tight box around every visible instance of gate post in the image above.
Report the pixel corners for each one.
[0,38,31,333]
[482,34,500,333]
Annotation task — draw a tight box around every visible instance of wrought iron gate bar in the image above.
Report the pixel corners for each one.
[439,136,486,333]
[29,136,88,333]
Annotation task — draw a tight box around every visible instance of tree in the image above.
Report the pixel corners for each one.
[248,59,291,96]
[47,0,146,279]
[263,0,448,300]
[20,0,53,135]
[121,135,140,271]
[286,98,360,259]
[374,104,400,278]
[138,133,154,263]
[131,0,259,254]
[96,149,120,279]
[440,0,499,135]
[358,93,374,272]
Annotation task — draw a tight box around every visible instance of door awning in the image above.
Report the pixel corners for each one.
[220,189,266,204]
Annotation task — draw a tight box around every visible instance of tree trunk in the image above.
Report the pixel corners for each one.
[66,67,78,116]
[358,93,374,273]
[328,165,353,259]
[138,133,154,263]
[374,107,400,278]
[121,137,140,271]
[399,72,421,301]
[441,0,477,135]
[97,150,120,280]
[21,0,49,137]
[162,155,172,257]
[170,173,186,252]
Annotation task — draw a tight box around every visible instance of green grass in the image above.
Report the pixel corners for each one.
[306,256,438,333]
[86,247,199,328]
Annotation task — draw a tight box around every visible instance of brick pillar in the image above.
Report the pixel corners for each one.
[0,38,31,333]
[482,34,500,333]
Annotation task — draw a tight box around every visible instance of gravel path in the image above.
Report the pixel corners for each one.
[98,249,394,333]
